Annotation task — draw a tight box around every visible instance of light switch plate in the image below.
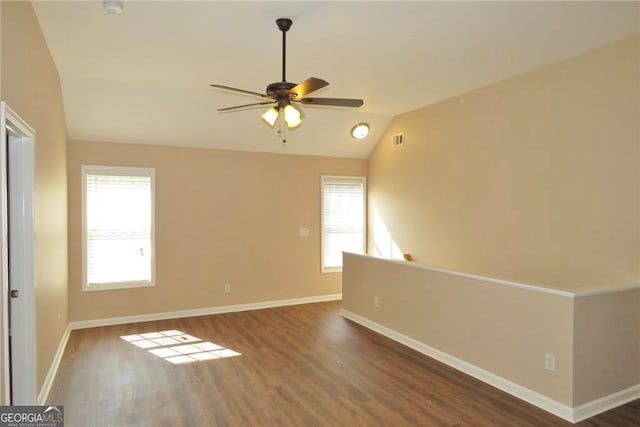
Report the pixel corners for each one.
[299,227,310,237]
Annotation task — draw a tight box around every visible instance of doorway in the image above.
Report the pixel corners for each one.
[1,102,36,404]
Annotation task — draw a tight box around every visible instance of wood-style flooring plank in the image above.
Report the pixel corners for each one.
[48,301,639,426]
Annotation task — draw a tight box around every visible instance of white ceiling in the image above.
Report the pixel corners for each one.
[32,1,640,158]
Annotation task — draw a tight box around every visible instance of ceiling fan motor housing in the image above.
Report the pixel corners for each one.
[267,81,297,99]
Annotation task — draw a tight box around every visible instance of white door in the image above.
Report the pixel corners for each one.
[1,102,37,404]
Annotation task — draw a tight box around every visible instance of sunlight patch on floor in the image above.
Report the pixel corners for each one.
[120,329,241,364]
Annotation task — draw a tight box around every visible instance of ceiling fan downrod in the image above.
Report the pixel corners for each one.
[276,18,292,82]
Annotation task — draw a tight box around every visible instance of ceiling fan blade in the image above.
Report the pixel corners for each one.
[298,97,364,108]
[210,84,269,99]
[289,77,329,99]
[218,101,276,112]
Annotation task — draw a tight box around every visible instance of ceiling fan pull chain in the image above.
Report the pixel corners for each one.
[276,121,287,145]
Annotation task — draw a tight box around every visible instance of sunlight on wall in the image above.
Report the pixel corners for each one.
[121,329,241,364]
[371,210,403,260]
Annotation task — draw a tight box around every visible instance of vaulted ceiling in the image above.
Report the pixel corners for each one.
[32,1,639,158]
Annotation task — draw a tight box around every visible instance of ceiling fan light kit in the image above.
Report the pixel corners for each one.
[261,104,303,129]
[210,17,363,139]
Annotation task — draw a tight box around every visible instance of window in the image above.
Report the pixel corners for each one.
[82,166,155,291]
[321,175,366,272]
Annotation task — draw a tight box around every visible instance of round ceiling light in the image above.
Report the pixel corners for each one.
[351,123,369,139]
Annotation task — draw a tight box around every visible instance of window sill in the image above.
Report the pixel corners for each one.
[82,282,156,292]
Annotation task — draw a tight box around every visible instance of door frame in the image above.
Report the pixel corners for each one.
[1,102,37,404]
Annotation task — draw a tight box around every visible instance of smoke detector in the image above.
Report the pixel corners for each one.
[103,0,123,15]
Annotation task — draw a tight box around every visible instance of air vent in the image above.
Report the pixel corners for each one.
[392,133,404,147]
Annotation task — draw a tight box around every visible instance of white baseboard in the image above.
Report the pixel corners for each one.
[37,325,71,405]
[572,384,640,423]
[69,293,342,330]
[340,309,640,423]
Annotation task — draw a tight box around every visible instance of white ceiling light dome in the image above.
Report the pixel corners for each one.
[351,123,369,139]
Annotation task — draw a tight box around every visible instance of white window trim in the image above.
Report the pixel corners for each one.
[320,175,366,273]
[81,165,156,292]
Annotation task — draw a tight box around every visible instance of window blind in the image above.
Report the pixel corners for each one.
[84,168,154,287]
[321,176,366,271]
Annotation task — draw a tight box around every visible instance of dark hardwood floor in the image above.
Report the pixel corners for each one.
[48,301,639,426]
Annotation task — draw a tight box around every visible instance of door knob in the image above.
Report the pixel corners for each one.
[10,290,18,298]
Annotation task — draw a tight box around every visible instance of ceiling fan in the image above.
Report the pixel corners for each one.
[210,18,364,130]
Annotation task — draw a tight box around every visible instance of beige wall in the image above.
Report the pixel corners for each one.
[342,253,575,405]
[573,289,640,405]
[1,1,69,399]
[67,140,366,321]
[368,35,639,289]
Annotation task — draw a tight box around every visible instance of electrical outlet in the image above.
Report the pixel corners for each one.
[373,295,380,308]
[224,283,231,293]
[545,353,556,371]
